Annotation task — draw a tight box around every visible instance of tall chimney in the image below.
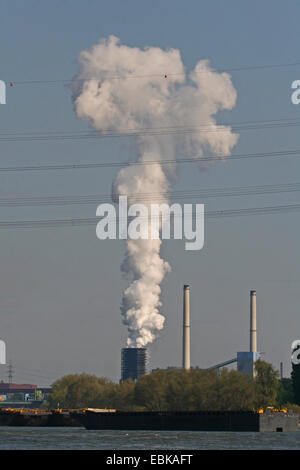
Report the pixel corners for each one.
[250,290,257,353]
[182,284,191,369]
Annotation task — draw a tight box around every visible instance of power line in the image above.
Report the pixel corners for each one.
[1,118,300,142]
[0,117,299,136]
[6,60,300,85]
[0,203,299,229]
[13,368,57,382]
[1,182,300,207]
[0,149,299,173]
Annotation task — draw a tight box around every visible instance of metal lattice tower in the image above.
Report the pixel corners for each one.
[7,361,14,384]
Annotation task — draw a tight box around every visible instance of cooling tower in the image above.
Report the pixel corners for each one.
[182,284,191,370]
[121,347,147,381]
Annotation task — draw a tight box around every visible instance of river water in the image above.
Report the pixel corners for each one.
[0,427,300,450]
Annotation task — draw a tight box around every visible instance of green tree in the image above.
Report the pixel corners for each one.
[105,379,135,410]
[134,368,256,411]
[47,374,79,408]
[213,369,256,411]
[195,369,217,409]
[134,370,170,410]
[276,378,295,407]
[47,374,115,409]
[164,369,213,411]
[254,360,279,409]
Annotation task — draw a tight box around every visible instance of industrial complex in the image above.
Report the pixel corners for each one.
[0,285,265,388]
[120,286,261,382]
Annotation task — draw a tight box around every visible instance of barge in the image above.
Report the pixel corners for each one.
[0,407,298,431]
[71,408,299,432]
[0,408,80,427]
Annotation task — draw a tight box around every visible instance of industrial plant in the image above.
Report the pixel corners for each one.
[1,284,261,386]
[120,286,260,382]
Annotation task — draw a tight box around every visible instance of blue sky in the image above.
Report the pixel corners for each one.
[0,0,299,384]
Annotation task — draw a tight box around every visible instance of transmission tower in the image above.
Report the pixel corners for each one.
[7,361,14,384]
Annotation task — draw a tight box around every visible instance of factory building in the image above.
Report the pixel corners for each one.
[121,347,147,382]
[237,351,260,375]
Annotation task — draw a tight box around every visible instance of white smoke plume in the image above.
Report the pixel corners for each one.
[71,36,238,348]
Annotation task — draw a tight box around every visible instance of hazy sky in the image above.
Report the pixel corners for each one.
[0,0,300,385]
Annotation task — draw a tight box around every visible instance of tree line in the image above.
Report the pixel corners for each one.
[45,359,300,412]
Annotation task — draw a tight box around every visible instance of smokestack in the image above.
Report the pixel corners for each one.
[0,340,5,364]
[182,285,191,370]
[250,290,257,353]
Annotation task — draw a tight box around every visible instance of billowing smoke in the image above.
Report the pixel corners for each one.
[71,36,238,347]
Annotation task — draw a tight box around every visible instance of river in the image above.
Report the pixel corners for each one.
[0,427,299,450]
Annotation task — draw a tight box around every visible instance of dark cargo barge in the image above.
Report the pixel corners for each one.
[71,409,299,432]
[0,408,80,427]
[1,407,298,431]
